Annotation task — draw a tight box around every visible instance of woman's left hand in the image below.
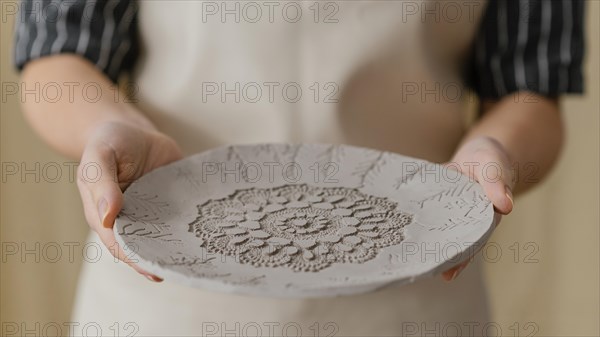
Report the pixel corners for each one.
[441,136,515,281]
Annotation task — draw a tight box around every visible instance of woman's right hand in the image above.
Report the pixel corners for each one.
[76,121,183,281]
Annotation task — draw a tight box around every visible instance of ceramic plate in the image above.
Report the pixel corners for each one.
[114,143,498,298]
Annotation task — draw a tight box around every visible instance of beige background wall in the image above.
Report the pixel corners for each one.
[1,2,599,336]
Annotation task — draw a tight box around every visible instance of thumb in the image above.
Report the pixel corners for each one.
[470,152,514,215]
[449,137,515,216]
[79,141,124,229]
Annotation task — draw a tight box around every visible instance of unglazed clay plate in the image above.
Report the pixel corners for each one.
[114,144,498,298]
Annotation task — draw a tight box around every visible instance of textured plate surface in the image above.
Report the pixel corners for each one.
[114,144,498,298]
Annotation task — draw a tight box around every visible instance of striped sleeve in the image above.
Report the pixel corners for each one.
[466,0,585,99]
[13,0,139,82]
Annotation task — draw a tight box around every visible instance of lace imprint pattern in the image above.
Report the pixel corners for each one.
[188,184,412,272]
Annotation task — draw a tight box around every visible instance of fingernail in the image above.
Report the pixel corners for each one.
[97,198,110,228]
[144,274,163,283]
[446,269,460,281]
[505,185,514,210]
[451,269,461,281]
[450,264,467,281]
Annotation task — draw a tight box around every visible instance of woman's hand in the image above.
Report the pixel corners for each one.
[76,121,183,281]
[441,136,515,281]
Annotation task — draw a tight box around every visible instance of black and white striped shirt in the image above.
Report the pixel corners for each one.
[14,0,585,99]
[14,0,138,82]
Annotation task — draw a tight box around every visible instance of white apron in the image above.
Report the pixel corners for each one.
[73,1,491,335]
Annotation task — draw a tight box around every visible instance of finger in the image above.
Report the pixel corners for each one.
[441,238,486,281]
[449,137,515,215]
[78,182,162,281]
[472,151,514,215]
[78,141,123,229]
[442,261,468,281]
[77,143,161,281]
[95,225,163,282]
[78,180,162,282]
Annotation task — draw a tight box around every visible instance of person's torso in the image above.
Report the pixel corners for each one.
[133,0,486,162]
